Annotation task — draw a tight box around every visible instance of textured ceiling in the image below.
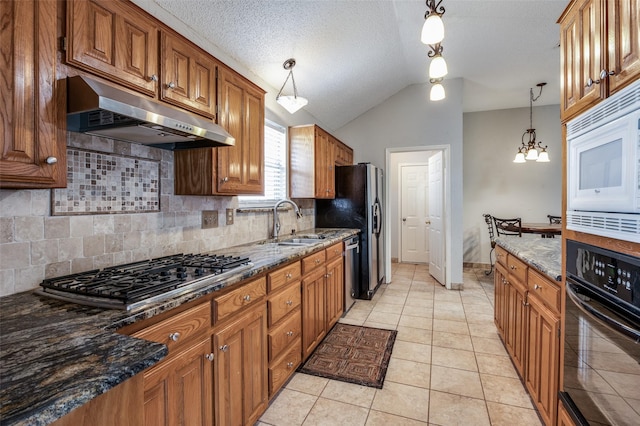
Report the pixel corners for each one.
[135,0,568,130]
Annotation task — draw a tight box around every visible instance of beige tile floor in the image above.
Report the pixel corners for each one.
[258,263,543,426]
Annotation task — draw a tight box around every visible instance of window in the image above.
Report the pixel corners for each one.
[238,119,287,207]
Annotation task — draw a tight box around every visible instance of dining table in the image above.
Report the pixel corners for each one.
[498,222,562,237]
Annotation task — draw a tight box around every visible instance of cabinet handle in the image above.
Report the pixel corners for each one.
[45,156,57,165]
[205,353,214,361]
[522,300,529,307]
[220,177,229,183]
[286,331,294,336]
[585,77,598,88]
[166,81,176,89]
[315,259,321,264]
[286,273,292,279]
[287,362,294,369]
[243,295,251,302]
[286,300,293,306]
[600,69,615,79]
[169,332,180,342]
[219,344,229,352]
[149,74,158,82]
[534,284,541,290]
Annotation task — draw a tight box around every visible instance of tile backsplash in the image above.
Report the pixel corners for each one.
[0,132,314,296]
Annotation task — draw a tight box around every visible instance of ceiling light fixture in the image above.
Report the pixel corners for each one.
[421,0,445,45]
[430,78,445,101]
[428,44,448,79]
[514,83,549,163]
[276,58,308,114]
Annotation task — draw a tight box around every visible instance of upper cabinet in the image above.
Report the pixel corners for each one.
[0,0,66,189]
[289,125,353,199]
[66,0,159,96]
[559,0,640,122]
[160,31,218,119]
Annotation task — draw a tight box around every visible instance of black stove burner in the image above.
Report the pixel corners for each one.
[39,253,251,308]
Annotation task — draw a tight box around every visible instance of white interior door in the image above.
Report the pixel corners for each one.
[400,164,429,263]
[428,151,445,284]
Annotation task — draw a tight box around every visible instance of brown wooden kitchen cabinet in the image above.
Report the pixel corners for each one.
[174,66,265,196]
[505,254,528,377]
[334,138,354,166]
[325,243,345,330]
[557,401,576,426]
[559,0,640,122]
[266,261,302,398]
[213,302,268,426]
[289,125,336,199]
[160,31,218,119]
[66,0,159,96]
[0,0,66,189]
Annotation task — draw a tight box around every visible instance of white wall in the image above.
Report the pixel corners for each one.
[463,105,562,266]
[335,79,464,287]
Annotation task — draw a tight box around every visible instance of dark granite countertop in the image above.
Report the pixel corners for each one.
[0,228,357,426]
[495,234,562,281]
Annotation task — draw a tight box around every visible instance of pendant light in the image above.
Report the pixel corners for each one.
[276,58,308,114]
[421,1,445,45]
[422,1,447,101]
[513,83,549,163]
[430,79,445,101]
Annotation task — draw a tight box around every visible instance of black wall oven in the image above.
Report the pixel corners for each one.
[561,240,640,425]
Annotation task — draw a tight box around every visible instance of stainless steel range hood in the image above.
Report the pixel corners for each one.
[66,75,235,150]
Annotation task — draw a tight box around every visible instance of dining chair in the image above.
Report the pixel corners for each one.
[483,214,496,275]
[492,216,522,237]
[547,215,562,224]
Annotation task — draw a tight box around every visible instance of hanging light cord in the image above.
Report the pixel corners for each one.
[277,60,299,100]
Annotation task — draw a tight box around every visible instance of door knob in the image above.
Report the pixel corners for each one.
[425,220,431,225]
[402,218,407,222]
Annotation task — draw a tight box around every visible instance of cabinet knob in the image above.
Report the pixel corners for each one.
[221,177,229,183]
[169,332,180,342]
[149,74,158,82]
[243,294,251,302]
[205,353,214,361]
[166,81,176,89]
[534,284,541,290]
[219,344,229,352]
[600,69,615,79]
[585,77,597,88]
[286,330,294,336]
[286,272,292,279]
[315,259,321,264]
[286,300,293,306]
[45,156,57,165]
[522,300,529,307]
[287,362,294,369]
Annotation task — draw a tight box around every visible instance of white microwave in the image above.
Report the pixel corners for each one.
[566,79,640,243]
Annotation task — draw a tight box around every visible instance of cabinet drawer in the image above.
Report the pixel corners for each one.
[132,303,210,354]
[325,242,343,261]
[268,281,301,326]
[269,338,302,397]
[528,270,561,314]
[268,308,302,361]
[302,251,326,275]
[495,245,508,267]
[213,277,266,323]
[507,254,527,284]
[268,262,301,293]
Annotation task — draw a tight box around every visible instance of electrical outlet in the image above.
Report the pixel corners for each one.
[202,210,218,229]
[226,208,234,225]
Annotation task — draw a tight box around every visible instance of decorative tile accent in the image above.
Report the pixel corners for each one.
[52,149,160,215]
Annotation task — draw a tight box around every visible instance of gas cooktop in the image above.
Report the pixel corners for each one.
[35,253,253,311]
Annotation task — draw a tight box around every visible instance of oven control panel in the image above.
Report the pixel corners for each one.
[566,240,639,308]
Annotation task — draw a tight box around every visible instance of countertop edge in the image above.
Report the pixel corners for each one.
[495,235,562,282]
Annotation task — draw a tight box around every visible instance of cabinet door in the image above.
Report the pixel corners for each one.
[302,267,327,360]
[214,304,268,426]
[314,129,335,198]
[509,281,527,377]
[325,256,344,330]
[143,336,213,426]
[161,31,217,119]
[494,264,508,339]
[217,67,265,195]
[560,0,605,121]
[526,297,560,426]
[66,0,158,96]
[607,0,640,94]
[0,0,65,189]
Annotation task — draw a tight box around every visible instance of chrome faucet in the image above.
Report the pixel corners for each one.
[273,199,302,239]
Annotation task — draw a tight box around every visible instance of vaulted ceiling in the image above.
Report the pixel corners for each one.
[135,0,568,130]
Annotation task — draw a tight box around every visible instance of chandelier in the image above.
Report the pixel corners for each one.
[276,58,308,114]
[421,0,447,101]
[514,83,549,163]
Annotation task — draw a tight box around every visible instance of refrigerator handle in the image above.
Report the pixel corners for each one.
[373,200,382,235]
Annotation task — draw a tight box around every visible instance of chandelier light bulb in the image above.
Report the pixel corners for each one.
[513,152,526,163]
[430,82,445,101]
[525,147,539,161]
[536,149,550,162]
[429,55,448,79]
[421,14,444,45]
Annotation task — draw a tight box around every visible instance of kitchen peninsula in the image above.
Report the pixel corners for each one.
[0,229,356,426]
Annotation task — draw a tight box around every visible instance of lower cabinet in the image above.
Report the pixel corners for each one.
[213,302,268,426]
[325,247,345,330]
[143,336,213,426]
[492,249,562,426]
[557,401,575,426]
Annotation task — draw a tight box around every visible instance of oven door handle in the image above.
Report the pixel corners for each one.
[566,282,640,342]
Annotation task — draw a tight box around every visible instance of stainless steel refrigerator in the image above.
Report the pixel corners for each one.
[316,163,384,299]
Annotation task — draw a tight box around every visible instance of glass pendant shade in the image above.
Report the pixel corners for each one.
[430,83,445,101]
[525,147,539,161]
[513,152,526,163]
[421,14,444,45]
[536,150,550,162]
[429,55,448,78]
[276,95,308,114]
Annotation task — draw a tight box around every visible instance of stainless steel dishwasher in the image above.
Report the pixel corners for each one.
[343,235,360,314]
